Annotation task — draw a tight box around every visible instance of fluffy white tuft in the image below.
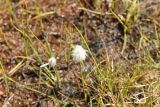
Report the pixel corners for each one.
[48,57,56,67]
[40,57,56,68]
[72,45,87,63]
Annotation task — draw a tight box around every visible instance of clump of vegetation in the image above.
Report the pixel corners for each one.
[0,0,160,106]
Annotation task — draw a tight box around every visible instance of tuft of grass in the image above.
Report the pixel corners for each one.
[14,26,42,63]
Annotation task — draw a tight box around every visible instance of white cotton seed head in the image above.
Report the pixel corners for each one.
[72,45,87,63]
[48,57,56,68]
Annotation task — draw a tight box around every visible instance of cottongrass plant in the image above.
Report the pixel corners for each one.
[40,56,60,87]
[72,45,88,73]
[72,45,88,93]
